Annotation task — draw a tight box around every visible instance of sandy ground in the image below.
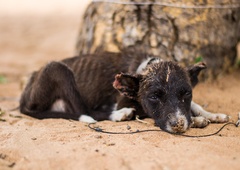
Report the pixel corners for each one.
[0,1,240,170]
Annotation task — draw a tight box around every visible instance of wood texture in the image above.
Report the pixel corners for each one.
[76,0,240,78]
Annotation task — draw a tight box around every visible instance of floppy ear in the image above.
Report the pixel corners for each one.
[113,73,141,100]
[186,62,207,87]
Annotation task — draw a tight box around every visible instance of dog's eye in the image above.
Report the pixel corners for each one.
[148,91,165,101]
[182,91,192,99]
[148,93,160,101]
[149,95,158,100]
[185,91,192,96]
[178,88,192,100]
[179,90,192,103]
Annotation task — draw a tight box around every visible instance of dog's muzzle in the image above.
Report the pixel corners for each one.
[165,113,190,133]
[168,119,188,133]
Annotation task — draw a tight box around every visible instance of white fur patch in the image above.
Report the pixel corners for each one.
[136,57,155,74]
[191,116,209,128]
[136,56,162,74]
[109,108,135,122]
[192,116,208,124]
[165,122,172,133]
[51,99,66,112]
[139,58,163,75]
[191,101,229,123]
[79,115,97,123]
[112,103,118,111]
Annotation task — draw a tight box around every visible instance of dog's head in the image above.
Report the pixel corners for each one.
[113,59,206,133]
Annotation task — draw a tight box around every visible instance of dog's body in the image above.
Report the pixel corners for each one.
[20,51,229,133]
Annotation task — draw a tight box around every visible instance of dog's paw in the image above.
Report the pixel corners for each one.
[207,113,229,123]
[109,108,135,122]
[191,116,210,128]
[79,115,97,123]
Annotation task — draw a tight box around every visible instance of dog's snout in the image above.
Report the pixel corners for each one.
[170,119,184,127]
[166,114,189,133]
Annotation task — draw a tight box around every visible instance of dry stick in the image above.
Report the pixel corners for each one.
[237,112,240,127]
[135,115,149,124]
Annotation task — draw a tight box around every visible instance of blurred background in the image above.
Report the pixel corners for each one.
[0,2,239,170]
[0,0,91,78]
[0,0,239,96]
[0,0,239,80]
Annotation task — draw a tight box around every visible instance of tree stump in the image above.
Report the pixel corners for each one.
[76,0,240,79]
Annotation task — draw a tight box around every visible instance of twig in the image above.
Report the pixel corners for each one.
[135,115,149,124]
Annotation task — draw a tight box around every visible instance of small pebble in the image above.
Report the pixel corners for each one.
[8,162,15,168]
[95,135,102,139]
[106,143,115,146]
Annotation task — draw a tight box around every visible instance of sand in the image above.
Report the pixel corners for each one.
[0,1,240,170]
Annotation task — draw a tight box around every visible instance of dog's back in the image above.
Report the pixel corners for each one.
[60,52,149,110]
[20,51,150,120]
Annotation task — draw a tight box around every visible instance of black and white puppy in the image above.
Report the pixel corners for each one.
[20,52,229,133]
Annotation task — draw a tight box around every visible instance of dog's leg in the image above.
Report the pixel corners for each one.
[190,101,229,128]
[79,115,97,123]
[109,106,135,122]
[20,61,91,121]
[190,116,210,128]
[108,97,148,122]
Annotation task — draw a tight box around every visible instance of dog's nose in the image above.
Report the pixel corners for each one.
[169,119,186,133]
[170,119,184,127]
[169,120,178,127]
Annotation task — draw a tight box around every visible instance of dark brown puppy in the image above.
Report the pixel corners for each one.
[20,52,228,133]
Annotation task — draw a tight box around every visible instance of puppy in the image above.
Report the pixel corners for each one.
[20,52,229,133]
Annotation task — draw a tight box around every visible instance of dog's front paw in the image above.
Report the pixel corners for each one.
[207,113,229,123]
[191,116,210,128]
[79,115,97,123]
[109,108,135,121]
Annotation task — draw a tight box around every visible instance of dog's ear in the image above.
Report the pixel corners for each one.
[113,73,142,100]
[186,62,207,87]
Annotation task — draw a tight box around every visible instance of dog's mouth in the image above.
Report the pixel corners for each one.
[165,120,189,134]
[156,117,190,134]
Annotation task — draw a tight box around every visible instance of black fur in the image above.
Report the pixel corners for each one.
[20,51,206,133]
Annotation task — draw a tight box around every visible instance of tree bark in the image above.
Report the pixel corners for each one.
[76,0,240,79]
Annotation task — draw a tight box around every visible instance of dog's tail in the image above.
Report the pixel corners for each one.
[20,107,80,120]
[7,106,20,112]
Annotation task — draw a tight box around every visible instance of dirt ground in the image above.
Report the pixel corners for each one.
[0,1,240,170]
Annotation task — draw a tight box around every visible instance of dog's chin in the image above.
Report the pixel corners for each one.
[156,121,189,134]
[165,125,188,134]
